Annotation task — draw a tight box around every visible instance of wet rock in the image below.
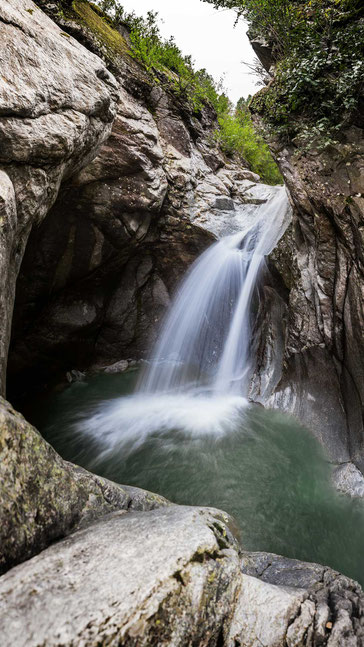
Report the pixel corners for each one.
[252,126,364,469]
[99,359,131,374]
[66,369,86,383]
[215,197,235,210]
[248,31,364,469]
[0,396,168,575]
[332,462,364,499]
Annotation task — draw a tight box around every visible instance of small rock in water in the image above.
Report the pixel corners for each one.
[102,360,130,374]
[214,197,235,211]
[332,462,364,499]
[66,370,86,383]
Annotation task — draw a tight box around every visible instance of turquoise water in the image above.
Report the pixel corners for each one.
[31,370,364,586]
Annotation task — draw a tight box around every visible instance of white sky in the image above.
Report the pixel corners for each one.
[120,0,260,102]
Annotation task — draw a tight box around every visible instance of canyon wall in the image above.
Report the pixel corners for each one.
[249,48,364,474]
[0,0,118,396]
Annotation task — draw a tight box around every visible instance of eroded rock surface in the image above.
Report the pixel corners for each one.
[1,508,363,647]
[0,506,241,647]
[231,552,364,646]
[250,115,364,470]
[332,462,364,499]
[0,396,168,575]
[0,0,118,395]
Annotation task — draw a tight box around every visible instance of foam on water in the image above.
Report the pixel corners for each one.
[75,391,248,454]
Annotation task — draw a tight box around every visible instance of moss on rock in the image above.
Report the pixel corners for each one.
[0,397,169,574]
[71,0,128,62]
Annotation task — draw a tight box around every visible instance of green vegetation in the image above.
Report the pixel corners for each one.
[202,0,364,146]
[215,99,282,183]
[55,0,281,182]
[71,1,127,60]
[90,1,280,183]
[97,3,231,113]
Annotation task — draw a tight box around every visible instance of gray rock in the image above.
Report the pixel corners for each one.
[0,506,241,647]
[241,551,329,589]
[99,359,131,374]
[214,196,235,210]
[250,124,364,470]
[0,0,118,395]
[0,396,168,575]
[1,510,363,646]
[332,462,364,499]
[230,552,364,646]
[250,36,275,72]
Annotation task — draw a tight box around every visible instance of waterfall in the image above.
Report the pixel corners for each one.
[75,186,291,450]
[139,185,290,398]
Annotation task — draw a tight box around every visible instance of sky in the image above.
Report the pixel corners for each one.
[119,0,260,103]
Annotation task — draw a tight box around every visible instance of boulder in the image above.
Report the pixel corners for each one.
[1,507,363,646]
[332,462,364,499]
[0,396,168,575]
[0,506,241,647]
[230,552,364,646]
[215,196,236,211]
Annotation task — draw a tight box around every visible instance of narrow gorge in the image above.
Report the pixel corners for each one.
[1,0,364,645]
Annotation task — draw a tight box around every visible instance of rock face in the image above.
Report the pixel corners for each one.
[275,133,364,470]
[233,551,364,646]
[5,0,279,403]
[248,78,364,470]
[1,506,363,646]
[0,396,168,575]
[0,0,118,396]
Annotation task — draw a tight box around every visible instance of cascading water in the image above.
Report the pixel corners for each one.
[74,186,291,450]
[138,228,259,396]
[139,186,289,397]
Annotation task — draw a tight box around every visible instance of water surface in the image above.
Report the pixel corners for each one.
[31,370,364,587]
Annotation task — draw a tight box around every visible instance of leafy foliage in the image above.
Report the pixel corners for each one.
[215,100,283,184]
[97,2,225,113]
[95,0,281,183]
[202,0,364,144]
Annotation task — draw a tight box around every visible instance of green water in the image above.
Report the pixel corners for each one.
[32,370,364,586]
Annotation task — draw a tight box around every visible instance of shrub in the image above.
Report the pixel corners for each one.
[202,0,364,145]
[215,103,283,184]
[95,0,281,182]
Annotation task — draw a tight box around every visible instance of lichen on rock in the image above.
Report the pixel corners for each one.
[0,396,169,575]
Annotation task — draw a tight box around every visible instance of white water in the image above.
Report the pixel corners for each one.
[76,186,291,449]
[139,185,290,396]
